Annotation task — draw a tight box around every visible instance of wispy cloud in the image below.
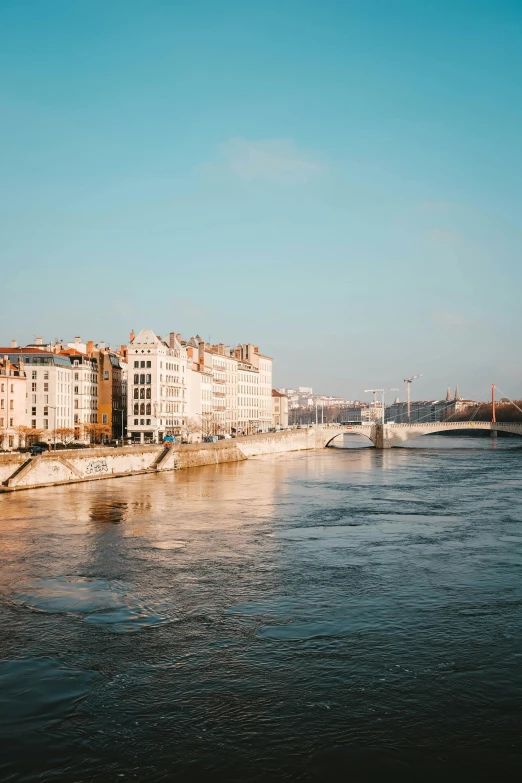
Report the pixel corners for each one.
[201,137,325,185]
[431,309,473,329]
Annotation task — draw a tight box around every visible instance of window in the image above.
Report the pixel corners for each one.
[146,388,151,399]
[44,371,49,380]
[134,374,139,384]
[146,403,151,415]
[134,361,139,368]
[9,400,13,409]
[140,361,145,368]
[8,436,13,447]
[146,361,151,368]
[32,382,37,392]
[32,407,36,416]
[44,406,48,416]
[140,403,145,415]
[134,403,139,415]
[146,374,151,384]
[0,418,3,426]
[44,395,48,404]
[74,400,78,409]
[74,372,79,381]
[102,414,108,424]
[32,420,37,428]
[32,370,37,380]
[43,420,48,430]
[140,374,145,384]
[146,419,151,425]
[134,388,139,399]
[134,419,138,425]
[140,388,145,399]
[74,386,79,394]
[103,370,110,380]
[0,400,3,409]
[44,383,48,392]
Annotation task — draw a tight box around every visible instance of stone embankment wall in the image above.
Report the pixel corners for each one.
[0,428,346,493]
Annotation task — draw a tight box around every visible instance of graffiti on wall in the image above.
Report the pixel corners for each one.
[85,459,109,475]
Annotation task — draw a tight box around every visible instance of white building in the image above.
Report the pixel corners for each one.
[127,329,188,443]
[61,347,99,435]
[237,360,260,434]
[0,344,74,436]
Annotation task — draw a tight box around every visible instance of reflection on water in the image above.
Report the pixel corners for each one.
[1,443,522,781]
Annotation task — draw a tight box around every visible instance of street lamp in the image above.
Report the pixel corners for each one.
[363,389,400,425]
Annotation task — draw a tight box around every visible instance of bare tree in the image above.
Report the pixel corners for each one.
[13,425,33,448]
[201,412,219,438]
[52,427,76,447]
[83,423,111,444]
[182,417,202,443]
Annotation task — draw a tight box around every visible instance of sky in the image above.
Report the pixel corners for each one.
[1,0,521,402]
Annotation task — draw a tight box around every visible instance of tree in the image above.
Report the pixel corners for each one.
[21,427,43,446]
[83,423,111,444]
[201,412,219,438]
[12,425,30,448]
[52,427,76,447]
[181,417,202,443]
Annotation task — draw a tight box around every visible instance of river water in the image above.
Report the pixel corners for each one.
[1,435,522,781]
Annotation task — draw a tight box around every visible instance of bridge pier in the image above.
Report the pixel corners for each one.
[373,425,393,449]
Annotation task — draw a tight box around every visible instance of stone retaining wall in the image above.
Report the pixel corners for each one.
[0,428,346,493]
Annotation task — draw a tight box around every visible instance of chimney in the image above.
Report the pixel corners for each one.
[169,332,176,348]
[87,340,93,356]
[35,336,43,346]
[198,343,205,364]
[74,336,81,344]
[129,330,135,343]
[176,333,182,342]
[10,339,17,348]
[99,341,105,352]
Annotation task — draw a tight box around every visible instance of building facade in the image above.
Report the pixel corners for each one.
[0,356,27,450]
[127,329,188,443]
[0,345,74,437]
[272,389,289,429]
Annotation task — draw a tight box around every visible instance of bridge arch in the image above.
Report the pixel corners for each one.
[381,421,522,448]
[323,428,375,448]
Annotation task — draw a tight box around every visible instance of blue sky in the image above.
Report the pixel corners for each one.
[1,0,521,401]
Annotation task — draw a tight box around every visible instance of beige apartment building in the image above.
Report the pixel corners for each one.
[272,389,289,429]
[0,356,27,450]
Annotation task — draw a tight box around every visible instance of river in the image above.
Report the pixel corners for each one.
[1,436,522,781]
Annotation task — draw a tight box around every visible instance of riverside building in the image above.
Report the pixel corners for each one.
[127,329,188,443]
[0,356,27,450]
[0,342,74,435]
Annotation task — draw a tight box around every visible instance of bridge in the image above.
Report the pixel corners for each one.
[320,421,522,449]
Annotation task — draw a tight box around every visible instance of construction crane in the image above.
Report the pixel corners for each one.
[403,374,423,422]
[363,388,400,424]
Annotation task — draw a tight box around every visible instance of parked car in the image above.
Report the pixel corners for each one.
[29,444,44,456]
